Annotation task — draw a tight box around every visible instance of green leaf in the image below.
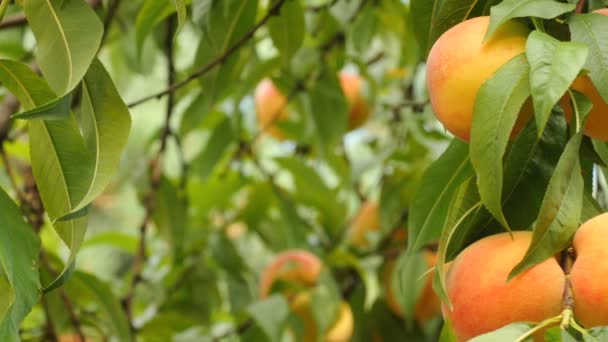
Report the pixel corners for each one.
[67,58,131,214]
[268,0,305,65]
[68,272,132,341]
[172,0,188,37]
[500,113,568,230]
[192,0,211,24]
[191,0,258,125]
[0,187,40,341]
[393,251,426,320]
[0,59,92,291]
[24,0,103,94]
[410,0,479,56]
[247,295,289,342]
[486,0,575,39]
[569,12,608,103]
[192,117,235,181]
[11,93,71,121]
[470,54,530,231]
[433,177,481,308]
[305,69,348,154]
[135,0,192,56]
[509,134,584,279]
[408,140,473,253]
[469,322,537,342]
[0,0,9,23]
[275,157,346,235]
[152,177,186,258]
[526,31,588,136]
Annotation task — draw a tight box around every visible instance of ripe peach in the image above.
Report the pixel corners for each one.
[561,9,608,141]
[570,213,608,327]
[384,250,442,323]
[348,201,381,249]
[443,231,565,341]
[59,335,92,342]
[426,16,532,141]
[254,72,370,139]
[259,250,323,298]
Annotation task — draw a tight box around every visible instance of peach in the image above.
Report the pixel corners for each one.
[426,16,532,141]
[560,9,608,141]
[259,250,323,298]
[384,250,442,323]
[570,213,608,327]
[443,231,565,341]
[254,72,370,139]
[348,201,381,249]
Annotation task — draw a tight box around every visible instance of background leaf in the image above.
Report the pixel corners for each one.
[268,0,305,65]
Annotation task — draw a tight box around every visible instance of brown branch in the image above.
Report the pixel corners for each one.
[40,251,86,341]
[122,15,178,333]
[100,0,122,47]
[306,0,340,13]
[0,0,103,30]
[127,0,288,108]
[575,0,586,13]
[40,295,59,342]
[560,246,575,329]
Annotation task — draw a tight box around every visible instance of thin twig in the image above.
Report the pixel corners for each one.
[127,0,288,108]
[40,295,59,342]
[575,0,586,14]
[100,0,122,47]
[306,0,340,13]
[122,15,178,332]
[560,247,575,329]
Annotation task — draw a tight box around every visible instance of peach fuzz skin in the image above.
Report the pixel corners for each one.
[259,250,323,298]
[348,201,381,249]
[560,9,608,142]
[571,213,608,328]
[443,231,565,341]
[426,16,532,142]
[254,72,370,139]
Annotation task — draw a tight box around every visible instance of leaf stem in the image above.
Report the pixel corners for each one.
[514,315,562,342]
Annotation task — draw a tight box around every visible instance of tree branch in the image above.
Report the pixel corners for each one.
[575,0,586,13]
[100,0,122,47]
[127,0,288,108]
[122,15,177,333]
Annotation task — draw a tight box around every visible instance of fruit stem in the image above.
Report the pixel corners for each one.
[575,0,586,14]
[559,247,575,329]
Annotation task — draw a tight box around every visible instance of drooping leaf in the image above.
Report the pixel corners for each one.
[172,0,188,37]
[0,188,40,341]
[526,31,588,136]
[569,12,608,103]
[68,272,132,341]
[408,140,473,253]
[509,134,584,278]
[305,68,348,155]
[68,58,131,214]
[486,0,575,39]
[410,0,479,56]
[11,93,71,121]
[192,0,212,24]
[135,0,192,56]
[188,0,258,130]
[247,295,289,342]
[152,177,186,258]
[0,0,10,26]
[0,59,92,290]
[433,178,481,308]
[24,0,103,94]
[192,116,235,181]
[268,0,305,65]
[470,54,530,231]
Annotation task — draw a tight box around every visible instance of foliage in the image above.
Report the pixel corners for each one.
[0,0,606,341]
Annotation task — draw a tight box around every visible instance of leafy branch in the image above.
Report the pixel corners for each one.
[127,0,289,108]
